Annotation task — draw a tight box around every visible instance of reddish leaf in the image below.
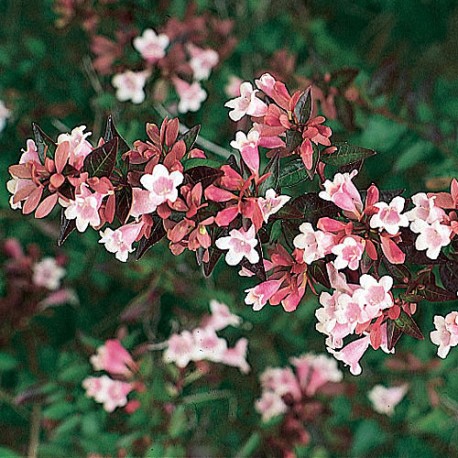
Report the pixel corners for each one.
[294,86,313,124]
[55,141,69,173]
[83,137,118,178]
[58,209,76,246]
[136,217,166,260]
[178,124,201,152]
[35,193,58,218]
[386,319,403,351]
[103,115,130,154]
[421,284,457,302]
[203,246,224,277]
[185,166,224,188]
[394,310,424,340]
[439,262,458,294]
[309,260,331,288]
[115,186,133,224]
[22,187,43,214]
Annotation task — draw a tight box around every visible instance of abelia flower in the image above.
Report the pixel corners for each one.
[173,78,207,113]
[225,82,267,121]
[258,189,291,223]
[133,28,169,63]
[99,222,143,262]
[331,236,365,271]
[187,44,219,81]
[221,338,250,374]
[225,75,242,97]
[61,184,104,232]
[82,375,133,413]
[204,300,241,331]
[90,339,136,377]
[0,99,11,132]
[370,196,409,235]
[430,312,458,358]
[260,367,301,400]
[57,125,93,170]
[215,225,259,266]
[368,384,408,416]
[112,70,149,104]
[255,391,288,422]
[293,222,334,264]
[230,129,260,173]
[163,330,196,368]
[319,170,363,218]
[192,327,227,362]
[19,139,40,164]
[130,188,159,218]
[410,219,452,260]
[32,257,66,291]
[245,279,283,311]
[140,163,184,206]
[290,353,343,396]
[328,335,371,376]
[405,192,446,224]
[354,274,394,319]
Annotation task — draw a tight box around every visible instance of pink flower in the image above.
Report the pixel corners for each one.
[370,196,409,235]
[99,222,143,262]
[332,236,365,271]
[354,274,394,321]
[163,330,195,368]
[215,225,259,266]
[82,375,133,413]
[260,367,301,400]
[290,353,342,396]
[230,129,260,173]
[255,391,287,422]
[0,99,11,132]
[62,184,104,232]
[225,75,242,98]
[133,28,169,63]
[245,279,283,311]
[258,189,291,223]
[293,222,334,264]
[32,257,66,291]
[90,339,136,377]
[410,219,452,260]
[19,139,40,164]
[204,300,241,331]
[221,338,250,374]
[405,192,446,224]
[328,335,371,376]
[319,170,363,218]
[140,163,184,206]
[368,384,408,416]
[57,125,93,170]
[130,188,159,218]
[112,70,149,104]
[430,312,458,358]
[225,82,267,121]
[173,78,207,113]
[187,44,219,81]
[192,327,227,363]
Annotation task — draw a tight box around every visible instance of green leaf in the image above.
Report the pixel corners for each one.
[103,115,130,155]
[394,140,434,173]
[259,153,280,195]
[43,401,76,420]
[0,352,18,372]
[82,137,118,178]
[286,130,302,153]
[182,157,221,170]
[0,448,21,458]
[351,420,387,456]
[178,124,201,151]
[278,157,308,188]
[168,405,187,438]
[394,310,424,340]
[235,432,261,458]
[321,142,376,167]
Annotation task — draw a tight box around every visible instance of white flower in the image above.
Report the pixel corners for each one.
[112,70,149,104]
[258,189,291,223]
[99,223,143,262]
[224,82,267,121]
[187,44,219,81]
[32,257,66,290]
[370,196,409,235]
[410,219,452,260]
[215,225,259,266]
[293,222,334,264]
[133,28,169,62]
[140,164,184,206]
[173,78,207,113]
[368,384,408,416]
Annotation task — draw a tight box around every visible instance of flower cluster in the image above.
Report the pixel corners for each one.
[163,300,250,374]
[255,353,343,455]
[430,311,458,358]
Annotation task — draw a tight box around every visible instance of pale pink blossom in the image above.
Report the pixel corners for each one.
[255,391,287,422]
[130,188,159,218]
[410,219,452,260]
[221,338,250,374]
[163,330,195,368]
[112,70,149,104]
[332,236,365,271]
[57,125,93,170]
[255,73,277,98]
[215,225,259,266]
[82,375,133,413]
[319,170,363,218]
[99,222,143,262]
[140,163,184,206]
[293,222,334,264]
[260,367,301,400]
[368,384,408,416]
[90,339,136,377]
[354,274,394,321]
[225,75,242,98]
[187,44,219,81]
[7,178,28,210]
[245,279,283,311]
[370,196,409,235]
[258,189,291,223]
[192,327,227,362]
[328,335,371,376]
[405,192,446,224]
[19,139,40,164]
[32,257,66,290]
[225,82,267,121]
[204,300,241,331]
[62,184,104,232]
[133,28,169,63]
[230,129,260,173]
[290,353,343,396]
[173,78,207,113]
[0,100,11,132]
[430,312,458,358]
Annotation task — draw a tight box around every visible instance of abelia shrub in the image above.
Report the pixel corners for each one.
[7,73,458,376]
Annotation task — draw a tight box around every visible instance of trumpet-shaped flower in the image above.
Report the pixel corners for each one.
[430,312,458,358]
[370,196,409,235]
[90,339,136,377]
[173,78,207,113]
[293,222,334,264]
[32,257,66,291]
[140,163,184,206]
[258,189,291,223]
[215,225,259,266]
[410,219,452,260]
[83,375,133,413]
[112,70,149,104]
[225,82,267,121]
[99,222,143,262]
[368,384,408,416]
[187,44,219,81]
[133,28,169,63]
